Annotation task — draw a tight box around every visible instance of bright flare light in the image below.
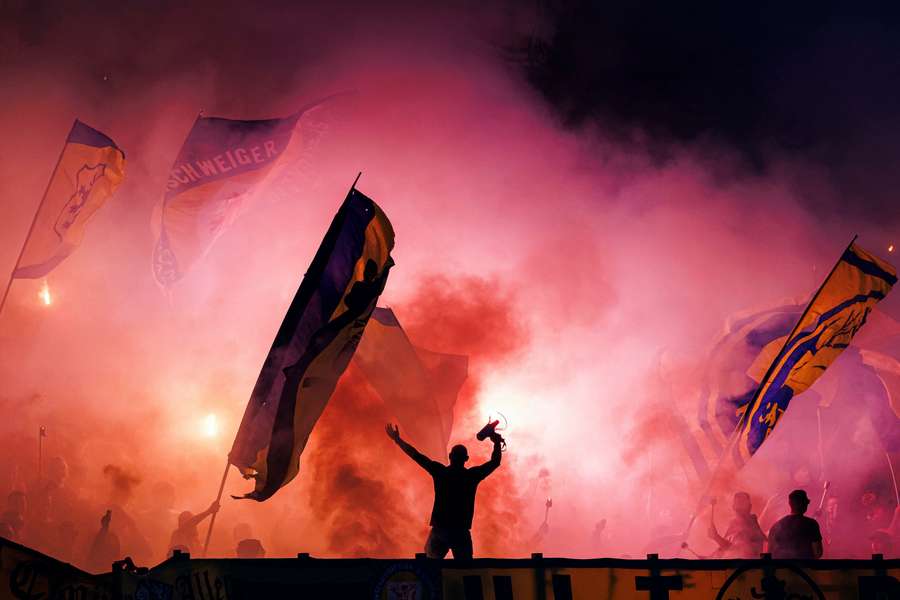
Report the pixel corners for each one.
[39,280,52,306]
[202,413,219,438]
[889,244,895,253]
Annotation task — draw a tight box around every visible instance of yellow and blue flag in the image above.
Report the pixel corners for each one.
[13,120,125,278]
[228,184,394,501]
[683,302,900,482]
[355,307,467,459]
[736,241,896,460]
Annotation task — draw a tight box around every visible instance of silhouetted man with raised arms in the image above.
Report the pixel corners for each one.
[386,423,502,559]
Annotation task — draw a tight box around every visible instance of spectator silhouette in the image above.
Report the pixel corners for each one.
[767,489,823,559]
[386,422,502,559]
[167,501,220,556]
[31,456,70,525]
[85,510,120,573]
[591,519,608,554]
[3,491,27,540]
[869,530,894,555]
[233,522,253,547]
[0,521,14,540]
[236,538,266,558]
[708,492,766,558]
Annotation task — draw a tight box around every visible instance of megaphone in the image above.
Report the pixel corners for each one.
[476,419,500,441]
[476,418,507,451]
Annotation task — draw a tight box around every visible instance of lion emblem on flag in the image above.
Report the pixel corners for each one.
[54,163,107,237]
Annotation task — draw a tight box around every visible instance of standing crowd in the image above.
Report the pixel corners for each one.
[708,488,900,559]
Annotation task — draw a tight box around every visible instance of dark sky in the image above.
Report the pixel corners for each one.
[522,1,900,217]
[5,0,900,221]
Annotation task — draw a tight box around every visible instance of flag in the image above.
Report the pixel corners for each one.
[415,347,468,452]
[736,241,896,460]
[355,307,467,459]
[228,185,394,501]
[859,349,900,451]
[13,120,125,279]
[683,304,899,481]
[683,303,803,478]
[152,98,333,289]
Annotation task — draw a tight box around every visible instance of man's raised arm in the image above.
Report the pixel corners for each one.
[385,424,438,473]
[183,501,220,530]
[472,433,502,480]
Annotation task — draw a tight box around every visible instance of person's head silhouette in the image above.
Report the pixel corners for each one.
[178,511,195,530]
[733,491,752,516]
[449,444,468,467]
[788,489,810,515]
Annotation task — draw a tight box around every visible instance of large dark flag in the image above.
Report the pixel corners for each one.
[152,100,329,289]
[228,184,394,501]
[355,307,467,459]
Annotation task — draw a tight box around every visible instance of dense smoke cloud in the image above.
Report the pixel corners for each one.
[0,0,898,570]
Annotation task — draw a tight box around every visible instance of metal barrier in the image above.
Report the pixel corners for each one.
[2,537,898,599]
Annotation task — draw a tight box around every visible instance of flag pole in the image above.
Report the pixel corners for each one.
[0,120,77,317]
[816,406,826,480]
[38,426,45,480]
[886,451,900,506]
[681,235,859,546]
[201,461,230,557]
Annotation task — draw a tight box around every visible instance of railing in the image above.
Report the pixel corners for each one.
[2,536,898,600]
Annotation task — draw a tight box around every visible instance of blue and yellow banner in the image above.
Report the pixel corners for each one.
[151,111,300,288]
[736,242,896,459]
[355,307,467,459]
[228,185,394,501]
[13,120,125,279]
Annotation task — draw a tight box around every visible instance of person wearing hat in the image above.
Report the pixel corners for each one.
[767,489,823,559]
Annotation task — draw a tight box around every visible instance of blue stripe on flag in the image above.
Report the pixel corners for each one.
[68,120,121,151]
[841,248,898,286]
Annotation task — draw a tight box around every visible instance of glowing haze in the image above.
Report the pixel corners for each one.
[0,1,898,568]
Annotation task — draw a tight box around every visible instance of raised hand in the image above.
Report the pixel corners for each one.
[385,423,400,442]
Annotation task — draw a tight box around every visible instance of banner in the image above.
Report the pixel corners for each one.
[228,185,394,501]
[108,550,900,600]
[13,120,125,279]
[736,242,896,459]
[355,307,467,459]
[152,97,339,289]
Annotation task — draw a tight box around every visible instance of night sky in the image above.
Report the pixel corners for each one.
[525,1,900,216]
